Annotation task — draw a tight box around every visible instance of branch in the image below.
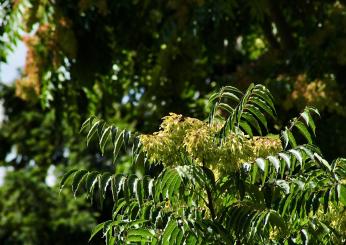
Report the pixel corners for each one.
[206,187,216,220]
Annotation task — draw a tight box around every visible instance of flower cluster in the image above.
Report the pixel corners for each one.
[284,74,345,116]
[140,113,282,179]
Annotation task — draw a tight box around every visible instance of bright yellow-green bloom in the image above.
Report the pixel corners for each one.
[140,113,282,179]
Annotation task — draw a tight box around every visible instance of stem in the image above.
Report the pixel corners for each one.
[206,187,216,220]
[202,160,216,220]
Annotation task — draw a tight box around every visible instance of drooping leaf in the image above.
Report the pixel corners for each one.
[340,185,346,206]
[80,116,95,133]
[72,169,88,196]
[72,170,88,196]
[253,85,276,113]
[99,126,112,155]
[87,120,101,146]
[242,112,262,135]
[301,111,316,135]
[85,171,99,197]
[127,228,154,242]
[294,121,312,144]
[59,169,78,190]
[246,104,268,131]
[250,97,275,119]
[289,149,302,165]
[113,130,125,162]
[89,221,107,242]
[162,219,177,244]
[239,121,253,137]
[268,155,280,174]
[281,129,289,149]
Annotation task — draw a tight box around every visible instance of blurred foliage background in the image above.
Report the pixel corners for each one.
[0,0,346,244]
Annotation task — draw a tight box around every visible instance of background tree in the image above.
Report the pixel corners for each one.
[1,0,346,243]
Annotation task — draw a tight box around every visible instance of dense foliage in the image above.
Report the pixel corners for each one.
[62,84,346,244]
[1,0,346,244]
[0,169,97,245]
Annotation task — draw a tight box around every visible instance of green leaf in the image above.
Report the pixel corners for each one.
[113,130,125,162]
[110,126,118,145]
[281,194,293,216]
[289,149,302,165]
[301,229,309,245]
[255,158,266,172]
[253,86,276,113]
[306,106,320,117]
[314,154,332,172]
[97,121,106,139]
[312,192,322,214]
[223,85,244,95]
[281,129,289,149]
[323,189,330,214]
[134,178,143,206]
[340,185,346,206]
[237,83,254,123]
[162,219,177,244]
[170,226,181,244]
[246,104,268,131]
[80,116,95,133]
[219,91,240,102]
[335,184,341,204]
[242,112,262,135]
[208,92,220,102]
[268,155,280,173]
[99,173,112,199]
[161,169,176,198]
[72,169,88,196]
[106,235,115,245]
[59,169,78,190]
[99,126,112,155]
[87,120,101,146]
[276,180,290,194]
[287,130,297,148]
[218,102,234,114]
[110,175,120,202]
[295,121,312,144]
[72,170,89,196]
[239,121,253,137]
[85,171,99,197]
[278,152,291,170]
[250,97,275,119]
[127,228,154,242]
[134,150,145,168]
[176,229,184,245]
[251,163,258,184]
[89,221,107,242]
[123,130,131,149]
[167,172,182,199]
[301,111,316,135]
[112,198,127,219]
[208,101,217,124]
[298,145,315,160]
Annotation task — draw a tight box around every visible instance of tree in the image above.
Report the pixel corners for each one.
[0,168,99,245]
[0,78,104,244]
[2,1,346,243]
[62,84,346,244]
[2,1,346,155]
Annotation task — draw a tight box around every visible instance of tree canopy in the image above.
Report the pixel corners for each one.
[62,84,346,244]
[1,0,346,244]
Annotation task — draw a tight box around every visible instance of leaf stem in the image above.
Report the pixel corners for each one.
[206,187,216,220]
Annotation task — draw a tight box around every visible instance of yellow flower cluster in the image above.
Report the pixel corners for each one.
[284,74,345,116]
[140,113,282,179]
